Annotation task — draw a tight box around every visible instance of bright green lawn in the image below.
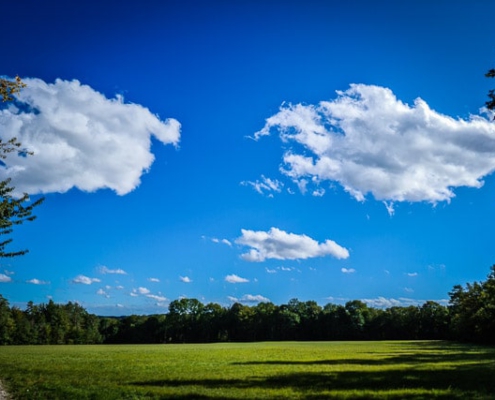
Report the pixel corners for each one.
[1,341,494,399]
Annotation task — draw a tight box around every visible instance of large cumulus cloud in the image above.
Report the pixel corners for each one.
[255,84,495,205]
[0,78,180,195]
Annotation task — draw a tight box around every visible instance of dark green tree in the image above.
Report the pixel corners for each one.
[449,265,495,344]
[486,68,495,111]
[0,294,14,344]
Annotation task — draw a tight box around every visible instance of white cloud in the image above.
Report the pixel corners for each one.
[148,277,160,283]
[225,274,249,283]
[383,202,395,217]
[255,84,495,206]
[241,294,270,303]
[211,238,232,246]
[137,287,150,295]
[236,227,349,262]
[100,266,127,275]
[0,274,12,283]
[265,268,277,274]
[72,275,101,285]
[27,278,50,285]
[227,294,270,303]
[96,288,109,298]
[180,276,192,283]
[0,78,180,196]
[407,272,418,277]
[146,294,167,302]
[312,188,325,197]
[404,287,414,293]
[241,175,283,196]
[341,268,356,274]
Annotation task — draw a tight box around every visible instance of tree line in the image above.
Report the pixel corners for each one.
[1,265,494,345]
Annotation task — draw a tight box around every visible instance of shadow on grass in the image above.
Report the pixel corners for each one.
[133,342,495,399]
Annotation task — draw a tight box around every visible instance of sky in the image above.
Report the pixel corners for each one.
[1,0,495,315]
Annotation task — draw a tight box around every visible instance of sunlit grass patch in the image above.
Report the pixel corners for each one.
[0,341,494,399]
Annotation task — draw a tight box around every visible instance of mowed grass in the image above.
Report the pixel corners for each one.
[1,341,495,399]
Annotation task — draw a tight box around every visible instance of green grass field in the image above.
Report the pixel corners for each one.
[0,341,494,399]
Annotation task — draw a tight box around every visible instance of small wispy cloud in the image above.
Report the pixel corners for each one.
[27,278,50,285]
[341,268,356,274]
[211,238,232,246]
[228,294,270,303]
[146,294,167,302]
[180,276,192,283]
[241,175,283,196]
[100,266,127,275]
[406,272,418,277]
[148,277,160,283]
[0,274,12,283]
[72,275,101,285]
[96,288,110,298]
[362,296,449,308]
[312,188,325,197]
[225,274,249,284]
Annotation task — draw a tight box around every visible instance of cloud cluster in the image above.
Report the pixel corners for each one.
[255,84,495,206]
[362,296,448,308]
[236,227,349,262]
[0,78,181,195]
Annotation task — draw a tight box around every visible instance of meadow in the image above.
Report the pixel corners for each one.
[0,341,494,399]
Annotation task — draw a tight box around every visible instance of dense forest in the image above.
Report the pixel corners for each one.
[1,265,494,346]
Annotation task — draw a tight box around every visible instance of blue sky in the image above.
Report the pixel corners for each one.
[1,0,495,315]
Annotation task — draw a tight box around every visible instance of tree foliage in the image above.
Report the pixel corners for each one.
[0,76,25,102]
[0,76,44,258]
[486,68,495,112]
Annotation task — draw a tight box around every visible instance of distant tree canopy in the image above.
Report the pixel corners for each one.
[1,264,495,345]
[0,76,44,258]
